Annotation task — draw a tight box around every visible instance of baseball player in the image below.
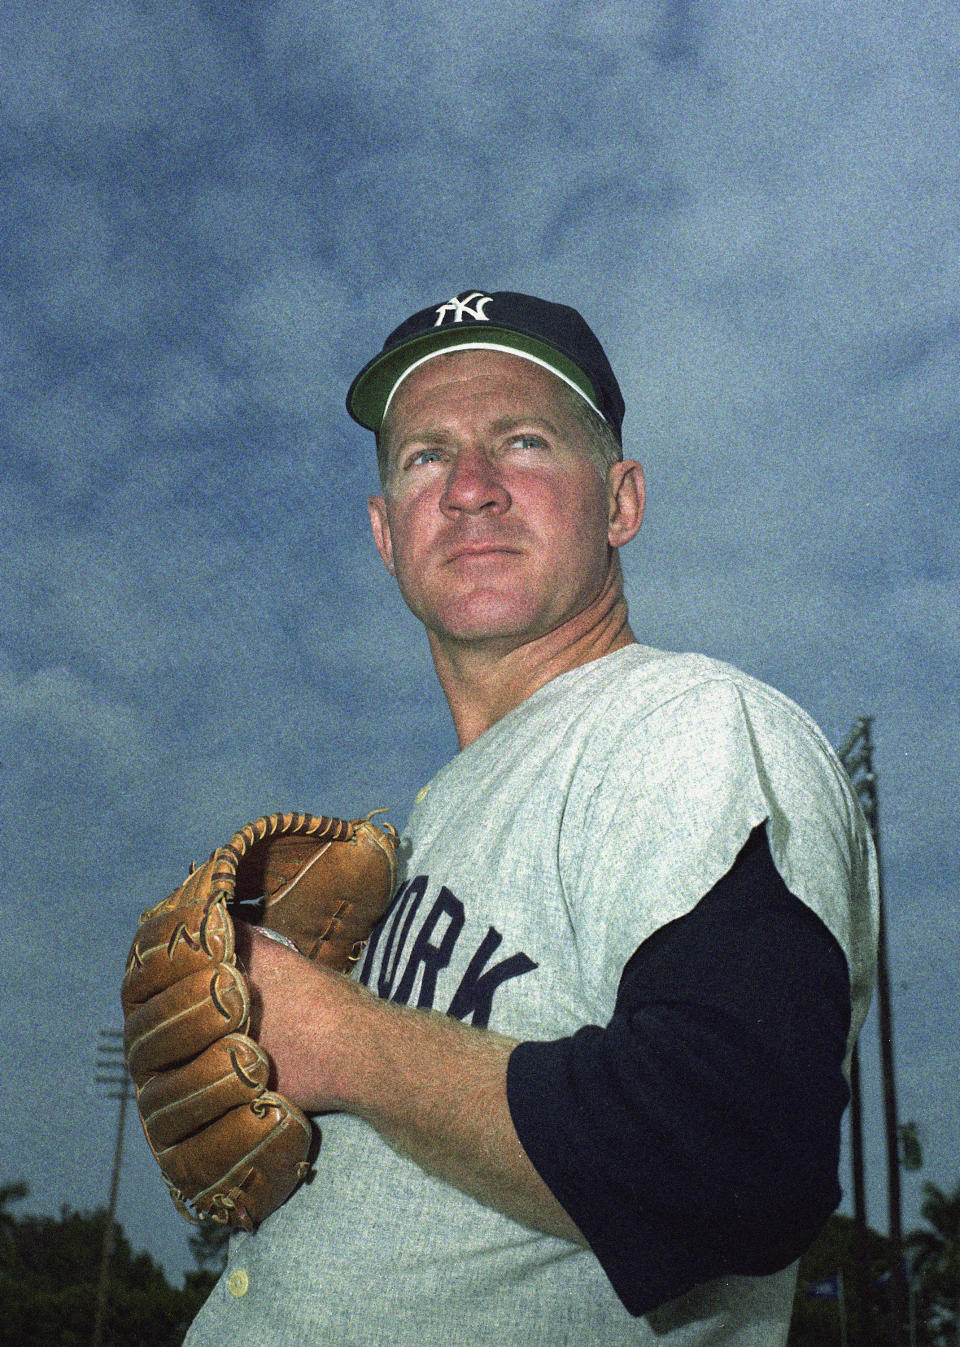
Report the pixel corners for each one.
[179,290,878,1345]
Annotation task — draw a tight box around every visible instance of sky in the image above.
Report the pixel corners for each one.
[1,0,958,1285]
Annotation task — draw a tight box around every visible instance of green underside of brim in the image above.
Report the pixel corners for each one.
[348,326,599,430]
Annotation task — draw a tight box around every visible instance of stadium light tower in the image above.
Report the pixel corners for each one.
[838,717,907,1347]
[92,1029,134,1347]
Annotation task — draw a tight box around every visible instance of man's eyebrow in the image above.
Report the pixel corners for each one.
[388,425,453,453]
[488,414,564,436]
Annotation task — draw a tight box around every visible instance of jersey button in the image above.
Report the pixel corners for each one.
[227,1269,250,1298]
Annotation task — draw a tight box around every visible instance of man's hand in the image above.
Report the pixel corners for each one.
[234,923,586,1246]
[234,922,364,1108]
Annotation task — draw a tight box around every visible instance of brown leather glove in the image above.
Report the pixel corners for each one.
[121,811,398,1230]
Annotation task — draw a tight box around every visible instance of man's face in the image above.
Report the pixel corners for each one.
[368,349,629,651]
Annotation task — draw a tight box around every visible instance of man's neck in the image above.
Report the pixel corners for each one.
[428,571,636,749]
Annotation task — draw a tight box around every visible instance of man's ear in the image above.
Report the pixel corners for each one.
[606,460,645,548]
[368,496,396,576]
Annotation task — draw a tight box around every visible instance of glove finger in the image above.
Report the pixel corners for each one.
[261,818,398,966]
[124,964,249,1081]
[122,890,233,1010]
[138,1033,270,1149]
[160,1093,313,1230]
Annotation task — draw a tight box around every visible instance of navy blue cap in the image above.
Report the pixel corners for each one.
[347,289,625,443]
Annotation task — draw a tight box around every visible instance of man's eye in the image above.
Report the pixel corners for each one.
[406,449,443,468]
[512,434,547,450]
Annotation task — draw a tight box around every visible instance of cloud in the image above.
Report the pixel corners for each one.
[1,1,231,138]
[0,659,146,758]
[1,0,957,1287]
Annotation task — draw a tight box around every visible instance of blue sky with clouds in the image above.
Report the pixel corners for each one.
[2,0,958,1282]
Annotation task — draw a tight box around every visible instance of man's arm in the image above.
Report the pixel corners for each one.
[508,826,852,1312]
[237,924,587,1244]
[238,827,852,1315]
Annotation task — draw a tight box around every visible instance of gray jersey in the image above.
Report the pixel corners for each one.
[186,646,877,1346]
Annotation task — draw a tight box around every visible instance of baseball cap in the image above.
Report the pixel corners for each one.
[346,289,625,443]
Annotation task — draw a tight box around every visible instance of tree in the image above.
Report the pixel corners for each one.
[789,1213,894,1346]
[907,1180,960,1347]
[182,1218,230,1307]
[0,1185,201,1347]
[0,1181,28,1248]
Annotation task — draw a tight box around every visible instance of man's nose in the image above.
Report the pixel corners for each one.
[439,447,511,516]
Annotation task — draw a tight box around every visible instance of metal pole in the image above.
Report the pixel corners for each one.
[92,1031,133,1347]
[840,718,907,1347]
[863,724,908,1347]
[838,724,875,1346]
[848,1042,870,1345]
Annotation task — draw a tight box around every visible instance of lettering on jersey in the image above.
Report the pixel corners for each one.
[445,927,537,1027]
[392,885,464,1008]
[370,875,427,1001]
[357,875,537,1028]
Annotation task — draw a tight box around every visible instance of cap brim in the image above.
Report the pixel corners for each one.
[347,327,601,431]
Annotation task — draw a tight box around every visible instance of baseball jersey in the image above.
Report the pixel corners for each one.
[185,644,878,1346]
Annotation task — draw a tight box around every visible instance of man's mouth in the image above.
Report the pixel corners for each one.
[445,543,521,563]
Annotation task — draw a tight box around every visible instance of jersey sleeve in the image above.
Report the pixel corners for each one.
[506,826,852,1316]
[558,672,877,1061]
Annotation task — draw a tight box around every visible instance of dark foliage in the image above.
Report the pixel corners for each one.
[0,1182,220,1347]
[788,1213,895,1346]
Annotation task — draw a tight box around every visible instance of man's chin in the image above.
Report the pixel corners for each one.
[422,604,538,649]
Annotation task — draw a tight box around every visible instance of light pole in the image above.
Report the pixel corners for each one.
[92,1029,134,1347]
[839,717,907,1347]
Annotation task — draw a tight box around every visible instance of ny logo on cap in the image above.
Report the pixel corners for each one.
[433,292,493,326]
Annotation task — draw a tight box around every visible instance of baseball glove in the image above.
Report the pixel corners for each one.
[121,810,398,1231]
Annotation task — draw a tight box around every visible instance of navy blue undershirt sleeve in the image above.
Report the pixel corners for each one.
[506,825,852,1317]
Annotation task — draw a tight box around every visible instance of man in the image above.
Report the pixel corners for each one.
[185,290,878,1345]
